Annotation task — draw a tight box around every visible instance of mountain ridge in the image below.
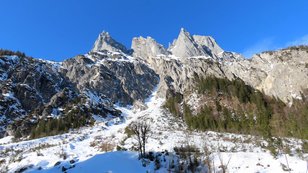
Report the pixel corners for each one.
[0,29,308,139]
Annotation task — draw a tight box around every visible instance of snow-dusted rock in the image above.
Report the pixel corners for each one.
[61,52,159,106]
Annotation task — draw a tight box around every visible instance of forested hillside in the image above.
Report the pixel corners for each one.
[165,76,308,139]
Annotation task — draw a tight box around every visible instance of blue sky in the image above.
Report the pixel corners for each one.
[0,0,307,61]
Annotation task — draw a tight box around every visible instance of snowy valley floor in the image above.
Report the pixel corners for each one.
[0,90,307,173]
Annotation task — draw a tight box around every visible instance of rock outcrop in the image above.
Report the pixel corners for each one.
[132,36,168,61]
[192,35,224,57]
[168,28,209,58]
[0,55,71,137]
[131,29,242,97]
[130,29,308,104]
[61,52,159,105]
[224,46,308,103]
[92,31,129,54]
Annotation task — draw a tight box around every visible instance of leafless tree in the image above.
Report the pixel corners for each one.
[131,120,150,158]
[203,143,213,173]
[218,151,231,173]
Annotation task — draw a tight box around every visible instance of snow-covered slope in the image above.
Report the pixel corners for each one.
[29,151,150,173]
[0,48,159,138]
[1,31,308,173]
[0,89,307,173]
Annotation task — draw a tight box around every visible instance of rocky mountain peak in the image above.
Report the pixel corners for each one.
[92,31,129,54]
[167,29,243,61]
[192,35,224,56]
[178,28,191,39]
[131,36,168,60]
[168,28,207,58]
[91,29,238,62]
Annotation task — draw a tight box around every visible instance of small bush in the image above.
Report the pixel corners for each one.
[147,152,155,161]
[124,126,134,138]
[116,145,127,151]
[154,155,161,170]
[302,141,308,153]
[99,141,115,152]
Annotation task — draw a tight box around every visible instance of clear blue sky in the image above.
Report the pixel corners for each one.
[0,0,307,61]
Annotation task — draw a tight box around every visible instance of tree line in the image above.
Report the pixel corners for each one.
[165,76,308,139]
[0,49,26,57]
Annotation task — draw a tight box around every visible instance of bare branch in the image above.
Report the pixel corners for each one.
[130,120,151,158]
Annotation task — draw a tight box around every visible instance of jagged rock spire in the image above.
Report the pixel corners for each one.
[131,36,168,59]
[166,28,230,59]
[92,31,128,53]
[168,28,208,58]
[91,29,231,60]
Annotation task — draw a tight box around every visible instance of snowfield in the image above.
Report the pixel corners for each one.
[29,151,150,173]
[0,89,307,173]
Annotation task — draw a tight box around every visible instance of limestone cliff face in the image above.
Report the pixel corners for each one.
[146,57,226,98]
[192,35,224,57]
[132,36,168,59]
[131,29,241,97]
[224,46,308,103]
[131,29,308,103]
[168,28,208,58]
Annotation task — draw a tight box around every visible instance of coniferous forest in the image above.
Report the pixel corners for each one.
[165,76,308,139]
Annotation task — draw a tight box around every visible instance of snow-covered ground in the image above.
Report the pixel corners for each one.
[28,151,151,173]
[0,89,307,173]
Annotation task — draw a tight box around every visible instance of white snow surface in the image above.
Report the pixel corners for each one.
[28,151,152,173]
[0,89,307,173]
[37,59,62,72]
[86,51,136,64]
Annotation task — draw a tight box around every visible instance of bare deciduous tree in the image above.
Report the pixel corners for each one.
[218,151,231,173]
[203,143,213,173]
[131,120,150,158]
